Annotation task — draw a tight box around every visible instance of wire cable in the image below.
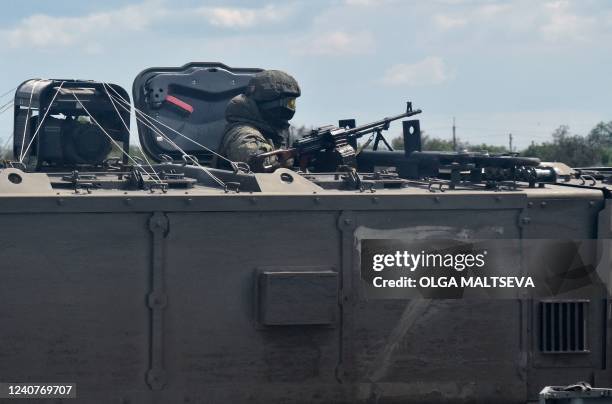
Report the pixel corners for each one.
[101,83,162,184]
[71,92,162,184]
[105,84,236,167]
[104,89,226,188]
[0,86,18,100]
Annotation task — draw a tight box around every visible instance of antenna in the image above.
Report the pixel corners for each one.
[452,116,456,151]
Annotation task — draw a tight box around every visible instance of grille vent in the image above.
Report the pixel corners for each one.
[540,301,588,353]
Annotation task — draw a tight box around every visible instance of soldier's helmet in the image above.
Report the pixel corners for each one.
[246,70,301,124]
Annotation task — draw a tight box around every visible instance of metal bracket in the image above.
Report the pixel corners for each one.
[146,212,169,390]
[224,181,241,193]
[518,209,531,228]
[147,181,169,194]
[338,166,362,190]
[5,161,27,170]
[62,170,97,193]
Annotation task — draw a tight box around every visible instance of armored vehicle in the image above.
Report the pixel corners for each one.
[0,63,611,403]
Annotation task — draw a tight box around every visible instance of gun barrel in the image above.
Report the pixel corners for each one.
[344,109,422,138]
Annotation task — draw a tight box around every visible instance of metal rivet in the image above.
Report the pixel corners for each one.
[527,201,533,207]
[249,197,257,205]
[344,218,352,225]
[314,197,321,204]
[589,201,595,206]
[434,196,441,203]
[521,217,531,225]
[124,198,132,206]
[57,198,64,206]
[372,197,379,204]
[540,201,547,208]
[185,198,193,205]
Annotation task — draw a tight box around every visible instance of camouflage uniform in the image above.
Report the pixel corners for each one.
[219,70,300,172]
[219,95,286,169]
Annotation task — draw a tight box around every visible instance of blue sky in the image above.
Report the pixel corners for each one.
[0,0,611,150]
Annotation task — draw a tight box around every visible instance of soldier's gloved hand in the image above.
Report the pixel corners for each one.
[278,155,294,168]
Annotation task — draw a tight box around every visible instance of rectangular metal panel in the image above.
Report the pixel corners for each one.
[0,213,151,398]
[163,211,341,391]
[257,269,338,326]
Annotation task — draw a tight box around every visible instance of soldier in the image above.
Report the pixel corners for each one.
[219,70,300,172]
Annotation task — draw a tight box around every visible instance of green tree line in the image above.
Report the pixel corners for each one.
[390,121,612,167]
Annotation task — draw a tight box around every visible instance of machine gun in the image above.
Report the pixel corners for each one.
[252,102,422,172]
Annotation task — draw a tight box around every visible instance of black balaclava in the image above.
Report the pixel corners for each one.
[246,70,301,130]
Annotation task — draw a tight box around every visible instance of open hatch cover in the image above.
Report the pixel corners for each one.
[132,62,262,165]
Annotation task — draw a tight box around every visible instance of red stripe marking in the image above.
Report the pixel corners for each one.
[165,95,194,114]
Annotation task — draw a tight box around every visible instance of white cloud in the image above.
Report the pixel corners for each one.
[0,1,294,50]
[344,0,391,6]
[430,1,599,45]
[294,30,374,55]
[432,3,512,34]
[433,14,467,30]
[382,57,451,86]
[539,0,595,42]
[474,3,512,18]
[1,2,167,49]
[196,4,295,29]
